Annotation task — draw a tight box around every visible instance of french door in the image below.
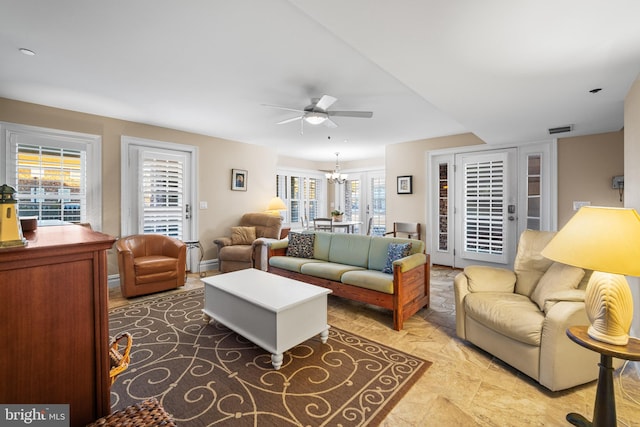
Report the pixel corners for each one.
[342,170,385,235]
[121,136,197,242]
[455,150,517,266]
[430,142,555,268]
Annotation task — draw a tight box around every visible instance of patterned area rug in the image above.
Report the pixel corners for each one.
[109,288,431,426]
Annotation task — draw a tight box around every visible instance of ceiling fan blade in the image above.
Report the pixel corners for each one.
[315,95,337,111]
[277,116,303,125]
[324,118,338,128]
[328,111,373,118]
[262,103,306,113]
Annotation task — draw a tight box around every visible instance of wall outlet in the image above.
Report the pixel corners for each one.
[199,201,208,209]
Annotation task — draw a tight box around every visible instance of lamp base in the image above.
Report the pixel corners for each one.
[585,271,634,346]
[0,237,27,248]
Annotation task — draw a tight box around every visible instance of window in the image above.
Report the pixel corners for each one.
[1,123,101,228]
[276,170,326,225]
[438,162,449,251]
[526,154,542,230]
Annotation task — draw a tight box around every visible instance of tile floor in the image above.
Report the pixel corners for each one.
[109,267,640,426]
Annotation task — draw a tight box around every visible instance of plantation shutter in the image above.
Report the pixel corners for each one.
[13,143,86,223]
[139,152,184,238]
[462,152,506,261]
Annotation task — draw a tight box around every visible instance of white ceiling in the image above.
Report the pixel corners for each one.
[1,1,639,162]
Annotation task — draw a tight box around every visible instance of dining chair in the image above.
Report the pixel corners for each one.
[366,217,374,235]
[384,222,421,240]
[300,214,310,230]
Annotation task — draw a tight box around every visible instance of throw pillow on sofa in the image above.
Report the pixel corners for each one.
[530,261,585,311]
[287,232,315,258]
[383,242,412,274]
[231,226,256,245]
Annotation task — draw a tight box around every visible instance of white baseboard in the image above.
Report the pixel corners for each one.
[197,259,218,274]
[108,274,120,288]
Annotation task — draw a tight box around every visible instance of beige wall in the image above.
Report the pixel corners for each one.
[557,131,624,227]
[0,98,278,275]
[2,95,632,284]
[384,133,485,238]
[624,76,640,336]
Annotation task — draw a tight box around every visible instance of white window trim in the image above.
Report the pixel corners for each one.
[0,122,102,230]
[276,167,327,227]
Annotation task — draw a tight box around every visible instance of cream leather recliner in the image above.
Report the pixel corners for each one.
[454,229,621,391]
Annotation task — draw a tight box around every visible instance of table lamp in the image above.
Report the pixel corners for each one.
[541,206,640,346]
[265,197,287,216]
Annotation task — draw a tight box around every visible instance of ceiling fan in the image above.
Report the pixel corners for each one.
[263,95,373,131]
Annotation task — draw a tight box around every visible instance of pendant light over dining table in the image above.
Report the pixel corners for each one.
[326,152,348,184]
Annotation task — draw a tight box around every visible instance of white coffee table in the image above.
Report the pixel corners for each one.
[201,268,331,369]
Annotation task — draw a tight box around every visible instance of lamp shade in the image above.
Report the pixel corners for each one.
[266,197,287,211]
[541,206,640,276]
[541,206,640,345]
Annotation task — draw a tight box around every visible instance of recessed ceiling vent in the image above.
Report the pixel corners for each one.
[548,125,573,135]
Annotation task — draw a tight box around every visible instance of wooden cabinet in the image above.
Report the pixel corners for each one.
[0,225,116,426]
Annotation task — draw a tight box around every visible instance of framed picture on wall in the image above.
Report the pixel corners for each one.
[397,175,413,194]
[231,169,247,191]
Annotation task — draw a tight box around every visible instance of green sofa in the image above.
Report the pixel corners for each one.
[264,232,430,331]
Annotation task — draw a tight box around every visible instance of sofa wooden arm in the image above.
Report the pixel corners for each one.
[392,253,430,331]
[394,253,426,273]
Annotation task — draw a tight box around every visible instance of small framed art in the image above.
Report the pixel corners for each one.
[231,169,247,191]
[397,175,413,194]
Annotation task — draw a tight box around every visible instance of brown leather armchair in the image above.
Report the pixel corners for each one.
[116,234,187,298]
[214,213,282,273]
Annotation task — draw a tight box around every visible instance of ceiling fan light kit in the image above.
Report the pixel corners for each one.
[265,94,373,132]
[303,112,328,125]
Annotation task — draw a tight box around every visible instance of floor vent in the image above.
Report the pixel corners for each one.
[548,125,573,135]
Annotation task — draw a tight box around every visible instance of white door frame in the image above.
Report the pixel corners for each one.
[120,136,198,241]
[427,140,557,268]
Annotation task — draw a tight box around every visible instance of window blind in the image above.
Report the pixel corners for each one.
[464,158,505,255]
[141,156,184,238]
[15,144,86,222]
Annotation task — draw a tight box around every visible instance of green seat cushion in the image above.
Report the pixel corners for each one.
[269,256,326,273]
[327,234,371,268]
[313,232,333,261]
[300,262,365,281]
[341,270,394,294]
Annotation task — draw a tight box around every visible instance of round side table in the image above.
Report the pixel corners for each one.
[566,326,640,427]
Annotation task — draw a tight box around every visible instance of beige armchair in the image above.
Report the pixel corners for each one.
[454,229,621,391]
[116,234,186,298]
[214,213,282,273]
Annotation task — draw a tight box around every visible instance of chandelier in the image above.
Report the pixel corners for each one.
[326,152,348,184]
